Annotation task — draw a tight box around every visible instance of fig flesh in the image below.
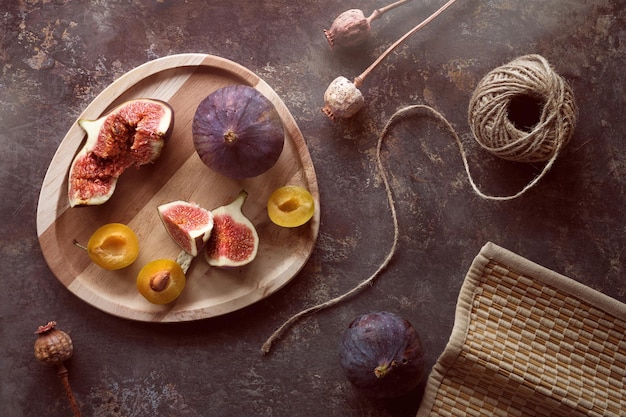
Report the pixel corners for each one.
[204,190,259,268]
[158,200,214,257]
[192,85,285,179]
[339,311,425,399]
[68,98,174,207]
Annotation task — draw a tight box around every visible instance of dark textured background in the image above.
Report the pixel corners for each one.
[1,1,624,416]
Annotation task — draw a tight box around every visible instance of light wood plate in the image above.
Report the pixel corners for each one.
[36,53,319,322]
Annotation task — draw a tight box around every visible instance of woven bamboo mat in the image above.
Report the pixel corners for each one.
[416,242,626,417]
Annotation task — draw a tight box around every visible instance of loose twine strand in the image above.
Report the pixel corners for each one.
[261,104,401,355]
[261,54,577,354]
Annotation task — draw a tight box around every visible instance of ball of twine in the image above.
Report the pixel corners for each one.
[468,54,578,163]
[362,55,579,201]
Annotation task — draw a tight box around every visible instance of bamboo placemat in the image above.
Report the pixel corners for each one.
[416,242,626,417]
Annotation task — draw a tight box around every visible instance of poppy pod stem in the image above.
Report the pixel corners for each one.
[354,0,459,88]
[371,0,413,21]
[56,363,82,417]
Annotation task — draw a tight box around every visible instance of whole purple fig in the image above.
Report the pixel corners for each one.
[192,85,285,179]
[338,311,425,399]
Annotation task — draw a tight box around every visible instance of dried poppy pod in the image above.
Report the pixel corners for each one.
[34,321,74,366]
[323,0,412,48]
[322,76,365,119]
[34,321,82,417]
[324,9,372,48]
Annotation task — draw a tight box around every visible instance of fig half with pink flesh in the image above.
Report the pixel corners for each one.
[158,201,214,257]
[68,98,174,207]
[204,190,259,268]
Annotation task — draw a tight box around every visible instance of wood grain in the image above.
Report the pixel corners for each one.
[36,54,319,322]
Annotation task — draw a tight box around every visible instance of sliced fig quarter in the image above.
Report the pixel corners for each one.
[67,98,174,207]
[158,200,214,257]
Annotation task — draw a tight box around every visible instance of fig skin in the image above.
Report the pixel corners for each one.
[192,85,285,179]
[68,98,174,207]
[339,311,426,399]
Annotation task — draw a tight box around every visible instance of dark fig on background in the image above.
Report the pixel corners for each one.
[192,85,285,179]
[68,98,174,207]
[338,311,425,399]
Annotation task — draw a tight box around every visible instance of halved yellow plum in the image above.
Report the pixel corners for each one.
[267,185,315,228]
[136,259,186,304]
[87,223,139,270]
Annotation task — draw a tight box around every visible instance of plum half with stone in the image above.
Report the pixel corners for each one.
[192,85,285,179]
[136,259,186,305]
[267,185,315,228]
[158,200,214,257]
[84,223,139,270]
[204,190,259,268]
[68,98,174,207]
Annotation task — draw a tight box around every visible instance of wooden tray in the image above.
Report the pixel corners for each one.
[36,53,320,322]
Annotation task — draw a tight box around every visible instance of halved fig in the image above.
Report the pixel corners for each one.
[158,200,214,257]
[68,98,174,207]
[204,190,259,268]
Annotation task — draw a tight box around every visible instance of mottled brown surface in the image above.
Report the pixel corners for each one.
[1,1,624,416]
